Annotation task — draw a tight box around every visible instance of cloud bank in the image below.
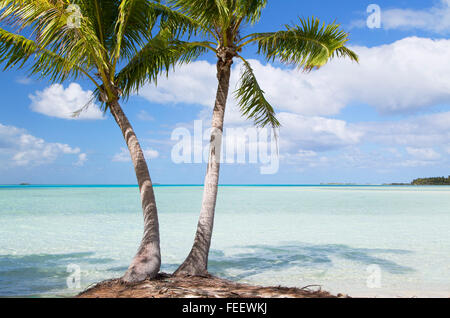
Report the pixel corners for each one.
[137,36,450,171]
[351,0,450,34]
[0,123,85,167]
[381,0,450,34]
[138,37,450,116]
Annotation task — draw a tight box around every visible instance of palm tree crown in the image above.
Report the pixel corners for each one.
[0,0,203,105]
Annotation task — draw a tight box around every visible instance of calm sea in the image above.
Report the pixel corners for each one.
[0,185,449,297]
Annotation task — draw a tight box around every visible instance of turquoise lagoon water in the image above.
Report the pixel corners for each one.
[0,185,449,297]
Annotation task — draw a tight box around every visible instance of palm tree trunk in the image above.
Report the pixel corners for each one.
[109,100,161,283]
[175,56,233,276]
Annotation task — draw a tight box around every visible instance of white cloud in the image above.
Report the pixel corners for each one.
[312,111,448,169]
[281,150,329,168]
[74,153,87,166]
[222,110,450,168]
[445,145,450,154]
[381,0,450,34]
[0,123,82,166]
[144,148,159,159]
[359,111,450,148]
[137,110,155,121]
[138,60,217,107]
[112,147,159,162]
[136,37,450,172]
[277,113,363,152]
[396,160,439,168]
[29,83,104,120]
[112,148,129,162]
[139,37,450,116]
[16,77,33,85]
[350,1,450,34]
[406,147,441,160]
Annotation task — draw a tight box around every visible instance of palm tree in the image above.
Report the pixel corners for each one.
[169,0,359,276]
[0,0,204,283]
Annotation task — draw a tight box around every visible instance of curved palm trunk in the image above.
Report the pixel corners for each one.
[109,100,161,283]
[175,56,233,276]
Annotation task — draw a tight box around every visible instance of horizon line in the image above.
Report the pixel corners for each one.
[0,183,419,187]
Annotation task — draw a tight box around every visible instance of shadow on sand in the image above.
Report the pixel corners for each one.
[0,252,115,296]
[205,242,415,280]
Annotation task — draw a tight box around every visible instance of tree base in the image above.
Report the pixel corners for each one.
[173,260,208,277]
[122,243,161,283]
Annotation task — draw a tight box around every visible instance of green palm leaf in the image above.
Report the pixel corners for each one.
[0,0,110,73]
[234,0,267,24]
[151,1,205,37]
[244,17,359,70]
[235,58,280,129]
[115,33,209,97]
[0,27,96,83]
[0,0,207,103]
[168,0,229,28]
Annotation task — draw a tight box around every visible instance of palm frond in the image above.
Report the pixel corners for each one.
[113,0,151,66]
[234,58,280,129]
[245,17,358,70]
[115,32,208,98]
[0,27,94,83]
[74,0,120,51]
[0,0,109,72]
[112,0,205,67]
[332,45,359,61]
[168,0,228,28]
[151,1,206,37]
[234,0,267,25]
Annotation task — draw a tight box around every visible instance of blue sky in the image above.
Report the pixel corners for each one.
[1,0,450,185]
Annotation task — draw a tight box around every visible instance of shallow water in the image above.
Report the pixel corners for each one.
[0,185,449,297]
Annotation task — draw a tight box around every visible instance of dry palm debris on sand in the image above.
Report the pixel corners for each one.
[77,273,346,298]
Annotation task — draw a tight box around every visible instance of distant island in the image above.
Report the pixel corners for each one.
[385,176,450,186]
[411,176,450,185]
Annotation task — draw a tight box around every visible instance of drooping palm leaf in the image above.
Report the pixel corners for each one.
[234,58,280,129]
